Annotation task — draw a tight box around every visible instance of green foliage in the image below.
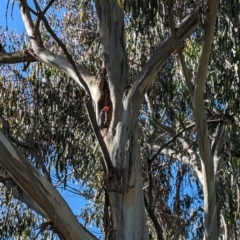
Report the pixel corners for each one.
[0,0,240,239]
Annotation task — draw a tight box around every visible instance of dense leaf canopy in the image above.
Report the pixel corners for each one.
[0,0,239,239]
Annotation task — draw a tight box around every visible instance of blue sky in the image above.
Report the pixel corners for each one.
[0,1,203,239]
[0,1,101,238]
[0,1,25,32]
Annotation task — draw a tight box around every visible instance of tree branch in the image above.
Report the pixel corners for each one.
[94,0,129,127]
[144,192,164,240]
[130,8,199,108]
[193,1,219,186]
[192,1,219,239]
[168,5,194,96]
[17,0,110,163]
[212,124,226,176]
[0,166,44,216]
[1,110,51,182]
[18,0,94,95]
[0,47,36,63]
[193,2,219,160]
[147,119,224,184]
[84,97,113,175]
[0,132,97,240]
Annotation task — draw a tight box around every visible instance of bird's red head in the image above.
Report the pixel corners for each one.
[102,106,109,112]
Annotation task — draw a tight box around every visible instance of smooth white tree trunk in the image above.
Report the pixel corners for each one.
[107,125,149,240]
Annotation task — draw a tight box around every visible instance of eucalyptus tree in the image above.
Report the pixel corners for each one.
[0,0,239,239]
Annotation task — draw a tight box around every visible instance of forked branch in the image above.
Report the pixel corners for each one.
[18,0,94,95]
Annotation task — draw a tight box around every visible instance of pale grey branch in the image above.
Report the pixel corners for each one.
[18,0,94,95]
[0,132,97,240]
[192,1,219,239]
[0,167,44,216]
[130,8,199,107]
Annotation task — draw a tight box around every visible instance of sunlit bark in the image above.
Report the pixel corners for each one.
[0,0,201,239]
[0,133,97,240]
